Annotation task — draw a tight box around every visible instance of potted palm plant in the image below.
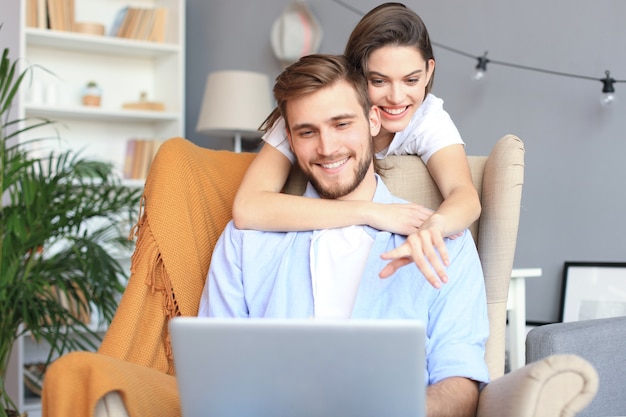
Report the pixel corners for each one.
[0,45,142,416]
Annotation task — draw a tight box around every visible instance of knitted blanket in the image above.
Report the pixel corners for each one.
[42,137,256,416]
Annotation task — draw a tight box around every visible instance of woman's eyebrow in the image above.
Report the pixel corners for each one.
[367,69,423,78]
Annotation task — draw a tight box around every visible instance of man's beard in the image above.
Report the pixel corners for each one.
[301,141,373,200]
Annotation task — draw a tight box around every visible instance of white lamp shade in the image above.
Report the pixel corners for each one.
[196,70,274,138]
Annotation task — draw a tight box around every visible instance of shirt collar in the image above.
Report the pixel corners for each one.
[303,174,394,237]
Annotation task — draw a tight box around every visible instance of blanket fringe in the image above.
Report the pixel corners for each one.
[128,194,146,242]
[128,205,179,373]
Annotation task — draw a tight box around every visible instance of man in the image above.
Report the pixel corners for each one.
[198,54,489,417]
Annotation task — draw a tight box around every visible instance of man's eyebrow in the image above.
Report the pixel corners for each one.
[330,113,357,122]
[291,122,316,131]
[291,114,357,131]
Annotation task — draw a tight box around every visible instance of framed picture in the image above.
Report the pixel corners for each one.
[560,262,626,322]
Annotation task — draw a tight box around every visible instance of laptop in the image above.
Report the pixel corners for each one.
[169,317,426,417]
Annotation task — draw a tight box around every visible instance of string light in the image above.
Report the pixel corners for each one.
[332,0,626,105]
[473,52,489,81]
[601,70,616,106]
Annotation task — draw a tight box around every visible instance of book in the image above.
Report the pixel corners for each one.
[36,0,48,28]
[123,139,137,179]
[136,8,156,41]
[148,7,168,43]
[63,0,75,32]
[26,0,38,28]
[46,0,61,31]
[120,7,140,39]
[124,138,165,179]
[131,8,151,40]
[109,6,128,36]
[137,139,154,178]
[116,7,135,38]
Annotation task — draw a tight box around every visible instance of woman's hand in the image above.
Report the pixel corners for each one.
[378,213,453,288]
[366,202,434,235]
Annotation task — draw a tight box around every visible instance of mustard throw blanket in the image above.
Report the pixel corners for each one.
[41,138,256,416]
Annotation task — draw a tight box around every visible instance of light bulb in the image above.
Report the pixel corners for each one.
[473,52,489,82]
[601,92,615,106]
[473,69,486,81]
[600,70,615,106]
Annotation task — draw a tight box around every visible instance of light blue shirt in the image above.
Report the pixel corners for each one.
[198,175,490,385]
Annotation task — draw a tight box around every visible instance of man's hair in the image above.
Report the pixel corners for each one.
[344,2,435,95]
[261,54,371,132]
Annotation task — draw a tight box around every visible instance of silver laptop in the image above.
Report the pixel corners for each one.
[170,317,426,417]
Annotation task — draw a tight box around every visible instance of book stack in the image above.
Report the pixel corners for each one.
[109,6,169,43]
[123,138,165,179]
[25,0,75,31]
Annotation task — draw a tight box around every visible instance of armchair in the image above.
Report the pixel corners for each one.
[526,316,626,417]
[41,135,598,417]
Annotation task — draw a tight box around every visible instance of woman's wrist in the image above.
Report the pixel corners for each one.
[355,200,377,227]
[421,212,447,236]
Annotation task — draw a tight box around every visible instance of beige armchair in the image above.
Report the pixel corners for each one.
[41,135,598,417]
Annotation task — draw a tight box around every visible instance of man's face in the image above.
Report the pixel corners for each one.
[286,80,381,200]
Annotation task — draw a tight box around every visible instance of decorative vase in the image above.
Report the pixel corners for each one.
[82,81,102,107]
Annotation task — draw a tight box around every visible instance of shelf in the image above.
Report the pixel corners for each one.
[25,28,179,57]
[25,104,179,123]
[24,397,42,411]
[9,0,185,413]
[122,178,146,188]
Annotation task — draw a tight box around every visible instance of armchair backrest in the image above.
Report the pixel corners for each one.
[385,135,525,380]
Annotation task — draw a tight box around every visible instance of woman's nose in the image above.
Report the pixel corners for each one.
[387,83,405,103]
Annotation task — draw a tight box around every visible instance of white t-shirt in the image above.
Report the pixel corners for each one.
[310,226,374,319]
[262,93,464,164]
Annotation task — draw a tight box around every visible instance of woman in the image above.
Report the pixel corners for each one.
[232,3,480,288]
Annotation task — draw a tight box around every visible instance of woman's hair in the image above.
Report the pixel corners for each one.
[261,54,371,132]
[344,2,435,95]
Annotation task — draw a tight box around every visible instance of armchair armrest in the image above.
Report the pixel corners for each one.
[42,351,182,417]
[477,354,598,417]
[95,392,130,417]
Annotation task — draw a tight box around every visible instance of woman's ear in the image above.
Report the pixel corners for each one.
[369,105,381,137]
[426,58,436,83]
[286,127,293,149]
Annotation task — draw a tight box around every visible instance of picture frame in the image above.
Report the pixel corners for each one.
[560,261,626,322]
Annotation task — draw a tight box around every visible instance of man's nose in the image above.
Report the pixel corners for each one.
[317,130,340,155]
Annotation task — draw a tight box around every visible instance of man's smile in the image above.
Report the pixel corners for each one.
[318,157,349,170]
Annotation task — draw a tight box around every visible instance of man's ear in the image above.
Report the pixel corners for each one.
[369,105,382,137]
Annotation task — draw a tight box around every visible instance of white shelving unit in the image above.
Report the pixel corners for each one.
[7,0,185,415]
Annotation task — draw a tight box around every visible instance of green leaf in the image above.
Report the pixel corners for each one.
[0,42,143,413]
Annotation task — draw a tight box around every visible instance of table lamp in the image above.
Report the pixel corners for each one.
[196,70,274,153]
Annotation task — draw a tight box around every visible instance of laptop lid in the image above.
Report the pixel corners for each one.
[170,317,425,417]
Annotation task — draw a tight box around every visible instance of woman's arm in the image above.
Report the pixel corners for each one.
[424,144,481,236]
[380,144,481,287]
[232,143,432,233]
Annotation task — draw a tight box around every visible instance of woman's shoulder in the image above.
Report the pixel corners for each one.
[417,93,446,117]
[262,117,296,164]
[381,94,462,160]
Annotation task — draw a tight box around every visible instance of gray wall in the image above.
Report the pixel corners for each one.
[1,0,21,123]
[194,0,624,323]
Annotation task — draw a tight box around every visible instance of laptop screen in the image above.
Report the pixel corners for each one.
[170,317,426,417]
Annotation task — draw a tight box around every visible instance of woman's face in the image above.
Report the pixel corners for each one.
[366,45,435,134]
